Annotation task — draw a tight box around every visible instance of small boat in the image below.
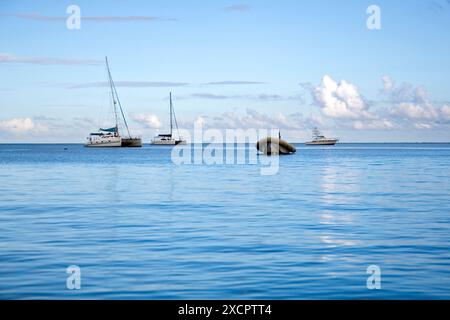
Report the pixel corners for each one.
[256,133,296,155]
[85,57,142,148]
[151,92,186,145]
[305,128,338,146]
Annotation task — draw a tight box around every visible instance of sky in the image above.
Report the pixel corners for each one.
[0,0,450,142]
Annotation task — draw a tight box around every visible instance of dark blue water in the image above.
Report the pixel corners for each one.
[0,143,449,299]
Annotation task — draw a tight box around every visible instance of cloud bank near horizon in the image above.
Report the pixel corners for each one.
[1,75,450,141]
[303,75,450,131]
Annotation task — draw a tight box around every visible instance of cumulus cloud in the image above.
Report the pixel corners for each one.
[305,75,396,130]
[382,75,449,128]
[0,115,141,142]
[0,117,49,135]
[441,104,450,121]
[414,123,433,130]
[390,102,439,121]
[312,75,374,120]
[0,118,35,133]
[382,75,426,103]
[131,113,161,129]
[180,108,317,131]
[0,53,101,65]
[306,75,450,131]
[194,116,206,128]
[353,119,394,130]
[381,75,395,94]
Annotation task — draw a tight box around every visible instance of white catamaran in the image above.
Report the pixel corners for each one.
[305,128,339,146]
[85,57,142,148]
[151,92,186,145]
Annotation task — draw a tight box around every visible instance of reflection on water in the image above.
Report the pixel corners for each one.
[0,143,450,299]
[319,236,358,247]
[318,166,359,238]
[317,166,361,270]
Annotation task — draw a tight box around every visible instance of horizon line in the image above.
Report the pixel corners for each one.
[1,142,450,145]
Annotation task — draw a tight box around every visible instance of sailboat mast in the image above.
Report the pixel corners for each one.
[171,93,182,140]
[106,57,119,133]
[105,56,132,138]
[169,92,173,137]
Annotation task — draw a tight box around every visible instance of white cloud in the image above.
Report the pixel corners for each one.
[313,75,373,119]
[441,104,450,121]
[0,117,37,134]
[381,75,424,104]
[353,119,394,130]
[381,75,395,93]
[183,109,317,131]
[414,123,433,130]
[390,102,439,121]
[382,76,450,128]
[307,75,394,130]
[131,113,161,129]
[194,116,206,128]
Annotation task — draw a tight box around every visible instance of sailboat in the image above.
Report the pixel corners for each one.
[85,57,142,148]
[151,92,186,145]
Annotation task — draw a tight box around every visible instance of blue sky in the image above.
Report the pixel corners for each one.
[1,0,450,142]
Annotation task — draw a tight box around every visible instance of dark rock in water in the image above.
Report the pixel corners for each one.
[256,137,296,155]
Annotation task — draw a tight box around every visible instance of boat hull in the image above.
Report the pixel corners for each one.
[151,139,186,145]
[121,137,142,148]
[305,139,338,146]
[85,137,122,147]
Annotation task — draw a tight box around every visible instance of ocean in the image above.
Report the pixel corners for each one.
[0,143,449,299]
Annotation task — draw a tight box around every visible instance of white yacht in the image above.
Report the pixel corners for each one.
[85,57,142,148]
[86,128,122,147]
[151,92,186,145]
[305,128,339,146]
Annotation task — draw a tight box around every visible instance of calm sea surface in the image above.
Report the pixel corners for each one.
[0,143,449,299]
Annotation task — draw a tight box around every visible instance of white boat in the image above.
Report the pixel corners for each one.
[85,57,142,148]
[151,92,186,145]
[305,128,339,145]
[85,130,122,147]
